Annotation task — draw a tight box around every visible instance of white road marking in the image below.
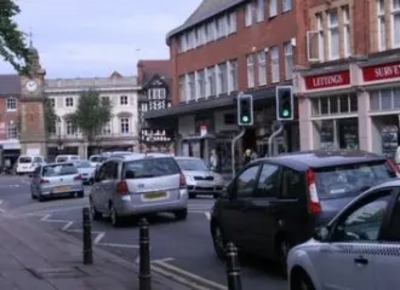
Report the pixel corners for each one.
[93,232,105,244]
[154,257,175,263]
[99,242,140,249]
[204,212,211,220]
[61,221,74,231]
[134,256,140,264]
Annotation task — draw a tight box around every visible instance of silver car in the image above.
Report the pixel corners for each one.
[75,160,95,185]
[287,178,400,290]
[175,157,225,199]
[30,162,84,202]
[89,153,189,227]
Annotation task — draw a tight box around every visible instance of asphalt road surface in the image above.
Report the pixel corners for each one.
[0,176,286,290]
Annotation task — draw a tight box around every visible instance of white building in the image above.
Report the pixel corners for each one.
[45,72,140,158]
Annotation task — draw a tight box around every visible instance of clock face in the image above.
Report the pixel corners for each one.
[26,80,38,92]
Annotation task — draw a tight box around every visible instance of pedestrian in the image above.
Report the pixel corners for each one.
[243,149,252,166]
[210,149,218,172]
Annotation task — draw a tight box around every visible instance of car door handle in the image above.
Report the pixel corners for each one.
[354,257,368,265]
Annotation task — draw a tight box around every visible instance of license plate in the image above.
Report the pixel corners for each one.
[54,186,70,193]
[144,191,167,199]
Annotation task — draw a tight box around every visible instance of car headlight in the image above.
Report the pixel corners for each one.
[185,175,193,181]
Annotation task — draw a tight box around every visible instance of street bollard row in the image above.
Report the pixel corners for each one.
[81,207,242,290]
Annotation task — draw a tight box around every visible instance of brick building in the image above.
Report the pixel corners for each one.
[137,60,174,153]
[294,0,400,159]
[145,0,299,173]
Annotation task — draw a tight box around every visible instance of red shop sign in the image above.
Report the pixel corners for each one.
[362,61,400,82]
[305,70,351,90]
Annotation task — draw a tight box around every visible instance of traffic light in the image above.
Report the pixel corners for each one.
[276,86,294,121]
[237,93,254,126]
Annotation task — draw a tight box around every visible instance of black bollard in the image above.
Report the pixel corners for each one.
[82,207,93,265]
[139,218,151,290]
[226,242,242,290]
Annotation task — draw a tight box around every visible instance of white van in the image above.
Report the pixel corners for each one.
[55,155,80,163]
[16,155,46,175]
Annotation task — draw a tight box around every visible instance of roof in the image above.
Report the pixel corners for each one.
[264,150,386,170]
[137,60,171,85]
[0,74,20,96]
[166,0,245,44]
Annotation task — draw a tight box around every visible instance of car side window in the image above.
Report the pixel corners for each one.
[385,195,400,242]
[34,166,41,176]
[234,165,260,198]
[97,162,110,181]
[281,168,302,199]
[254,164,280,198]
[107,161,119,179]
[331,190,392,242]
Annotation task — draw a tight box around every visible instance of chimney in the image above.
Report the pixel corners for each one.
[137,61,145,85]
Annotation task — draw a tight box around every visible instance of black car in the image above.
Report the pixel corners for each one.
[209,150,399,272]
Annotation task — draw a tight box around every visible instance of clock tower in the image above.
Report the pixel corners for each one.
[19,41,47,156]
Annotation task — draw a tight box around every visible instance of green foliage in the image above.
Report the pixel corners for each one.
[0,1,32,74]
[44,98,57,134]
[70,89,112,142]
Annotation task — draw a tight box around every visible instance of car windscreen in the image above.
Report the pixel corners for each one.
[33,157,43,163]
[314,161,396,199]
[124,157,180,179]
[18,157,32,163]
[42,163,78,177]
[76,161,91,168]
[89,156,102,162]
[56,157,68,163]
[176,159,209,171]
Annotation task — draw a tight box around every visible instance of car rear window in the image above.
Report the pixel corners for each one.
[123,157,180,179]
[19,157,32,163]
[90,156,101,162]
[43,163,78,177]
[314,161,396,199]
[33,157,43,163]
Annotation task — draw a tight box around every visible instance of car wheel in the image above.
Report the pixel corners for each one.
[189,193,196,199]
[109,204,122,227]
[211,221,227,260]
[292,271,315,290]
[90,199,102,221]
[277,238,291,276]
[213,193,219,199]
[174,209,188,220]
[77,191,84,198]
[30,188,36,200]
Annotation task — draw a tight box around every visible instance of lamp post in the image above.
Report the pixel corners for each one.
[56,118,63,154]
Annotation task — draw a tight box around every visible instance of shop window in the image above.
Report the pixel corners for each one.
[370,88,400,111]
[394,88,400,108]
[311,94,357,116]
[321,98,328,114]
[311,98,320,115]
[330,96,338,114]
[339,95,349,112]
[381,90,392,110]
[315,118,359,150]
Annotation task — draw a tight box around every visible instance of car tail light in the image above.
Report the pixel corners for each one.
[116,181,128,195]
[74,174,82,181]
[179,174,186,188]
[305,169,321,214]
[40,178,49,184]
[386,160,400,178]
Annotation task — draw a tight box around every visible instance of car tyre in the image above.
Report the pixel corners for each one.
[213,193,220,199]
[291,271,315,290]
[174,209,188,220]
[211,221,227,260]
[109,204,123,227]
[189,193,196,199]
[277,238,291,276]
[30,188,36,200]
[77,191,84,198]
[90,199,102,221]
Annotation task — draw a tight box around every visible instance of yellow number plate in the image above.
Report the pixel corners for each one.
[54,186,69,193]
[144,191,167,199]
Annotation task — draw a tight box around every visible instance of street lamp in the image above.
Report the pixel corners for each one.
[56,117,63,153]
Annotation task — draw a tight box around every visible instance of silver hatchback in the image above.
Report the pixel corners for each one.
[89,153,189,227]
[30,162,85,202]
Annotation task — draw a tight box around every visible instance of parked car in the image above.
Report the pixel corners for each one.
[288,178,400,290]
[175,156,225,199]
[55,155,80,163]
[89,155,104,168]
[75,160,95,185]
[30,162,84,202]
[209,150,400,273]
[16,155,46,175]
[89,153,188,227]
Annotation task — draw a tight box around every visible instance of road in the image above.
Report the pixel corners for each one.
[0,176,286,290]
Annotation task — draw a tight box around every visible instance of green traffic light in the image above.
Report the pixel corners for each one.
[241,115,249,123]
[282,109,290,117]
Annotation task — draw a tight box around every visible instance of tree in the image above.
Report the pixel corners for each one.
[70,89,112,146]
[44,98,57,134]
[0,1,32,74]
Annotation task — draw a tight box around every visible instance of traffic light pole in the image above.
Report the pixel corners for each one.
[231,127,246,177]
[268,122,283,157]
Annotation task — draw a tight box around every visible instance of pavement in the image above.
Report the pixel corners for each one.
[0,175,287,290]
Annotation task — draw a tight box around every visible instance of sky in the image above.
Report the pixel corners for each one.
[0,0,201,78]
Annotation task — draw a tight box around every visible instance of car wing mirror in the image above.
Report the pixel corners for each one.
[313,226,330,241]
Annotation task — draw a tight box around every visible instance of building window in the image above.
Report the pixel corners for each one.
[270,0,278,17]
[370,88,400,111]
[256,0,265,22]
[179,76,185,102]
[246,54,255,88]
[316,13,325,61]
[188,73,195,101]
[284,42,293,79]
[65,97,73,107]
[101,96,110,106]
[197,26,206,46]
[6,123,17,139]
[311,94,358,116]
[206,21,216,42]
[218,63,228,94]
[179,34,187,52]
[197,70,206,99]
[283,0,292,12]
[6,97,16,111]
[141,103,148,112]
[257,51,266,86]
[207,67,216,96]
[378,0,386,51]
[343,6,351,56]
[120,95,128,105]
[392,0,400,47]
[48,98,55,107]
[271,46,280,83]
[217,15,228,38]
[245,3,253,26]
[120,118,130,134]
[228,60,238,92]
[102,121,112,135]
[228,12,237,34]
[328,9,339,60]
[66,120,76,135]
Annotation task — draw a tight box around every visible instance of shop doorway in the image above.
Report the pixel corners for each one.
[371,114,399,159]
[242,128,256,153]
